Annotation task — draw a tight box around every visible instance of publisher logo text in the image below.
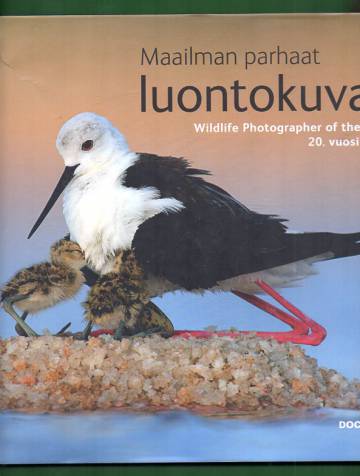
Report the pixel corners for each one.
[338,420,360,429]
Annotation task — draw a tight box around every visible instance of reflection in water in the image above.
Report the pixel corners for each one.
[0,408,359,463]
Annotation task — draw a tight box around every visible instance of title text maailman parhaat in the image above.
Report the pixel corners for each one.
[140,46,321,69]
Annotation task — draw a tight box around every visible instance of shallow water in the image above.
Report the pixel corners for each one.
[1,407,359,463]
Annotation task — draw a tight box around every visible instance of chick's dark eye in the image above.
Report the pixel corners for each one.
[81,139,94,151]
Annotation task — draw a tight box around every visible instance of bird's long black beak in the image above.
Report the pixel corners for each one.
[27,165,79,239]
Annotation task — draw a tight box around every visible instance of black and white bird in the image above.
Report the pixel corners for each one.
[28,112,360,345]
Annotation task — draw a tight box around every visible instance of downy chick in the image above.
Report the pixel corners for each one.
[83,250,174,340]
[1,239,86,336]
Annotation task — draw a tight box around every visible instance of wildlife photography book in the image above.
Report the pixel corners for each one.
[0,12,359,465]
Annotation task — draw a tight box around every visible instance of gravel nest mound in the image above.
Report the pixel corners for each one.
[0,335,359,413]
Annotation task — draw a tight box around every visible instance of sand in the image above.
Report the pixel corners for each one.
[0,334,359,413]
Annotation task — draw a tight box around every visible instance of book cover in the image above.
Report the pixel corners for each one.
[0,13,359,464]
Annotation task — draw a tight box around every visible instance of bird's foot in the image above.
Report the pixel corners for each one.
[114,321,126,341]
[78,321,93,341]
[14,311,29,336]
[15,314,70,337]
[113,325,168,341]
[231,279,327,346]
[82,321,93,340]
[128,326,164,338]
[2,298,39,337]
[14,309,71,338]
[55,322,72,336]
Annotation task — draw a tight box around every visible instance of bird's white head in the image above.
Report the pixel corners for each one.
[56,112,129,168]
[28,112,131,239]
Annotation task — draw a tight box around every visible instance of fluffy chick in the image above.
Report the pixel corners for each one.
[1,239,86,336]
[83,250,174,339]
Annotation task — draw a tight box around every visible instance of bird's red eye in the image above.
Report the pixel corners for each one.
[81,140,94,151]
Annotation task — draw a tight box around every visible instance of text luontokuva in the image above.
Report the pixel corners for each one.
[140,74,360,113]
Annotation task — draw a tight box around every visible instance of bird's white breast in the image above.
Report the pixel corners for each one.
[63,152,183,274]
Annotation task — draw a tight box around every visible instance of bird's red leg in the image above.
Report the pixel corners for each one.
[251,279,327,345]
[173,280,326,346]
[231,289,309,335]
[91,280,327,346]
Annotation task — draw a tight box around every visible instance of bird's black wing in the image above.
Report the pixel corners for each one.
[126,154,360,290]
[126,154,290,290]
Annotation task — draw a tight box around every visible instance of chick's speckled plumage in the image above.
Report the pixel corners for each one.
[84,250,173,336]
[1,239,86,313]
